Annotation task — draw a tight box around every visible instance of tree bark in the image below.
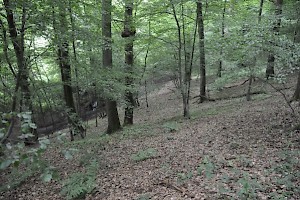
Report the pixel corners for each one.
[217,0,226,78]
[197,1,206,103]
[170,1,184,116]
[291,28,300,101]
[123,0,135,126]
[258,0,264,23]
[102,0,121,134]
[266,0,283,79]
[57,2,85,140]
[68,0,81,115]
[2,0,37,143]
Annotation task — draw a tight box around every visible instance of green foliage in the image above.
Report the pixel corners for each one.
[237,172,261,199]
[197,156,216,179]
[61,148,79,160]
[269,149,300,198]
[162,121,180,133]
[0,167,35,192]
[137,194,151,200]
[61,159,98,200]
[0,158,54,192]
[131,148,157,162]
[177,171,193,185]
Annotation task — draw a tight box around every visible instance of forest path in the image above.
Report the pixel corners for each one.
[1,77,299,200]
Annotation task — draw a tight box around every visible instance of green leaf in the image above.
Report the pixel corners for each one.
[13,160,20,167]
[42,173,52,182]
[0,159,12,169]
[29,123,37,129]
[62,150,73,160]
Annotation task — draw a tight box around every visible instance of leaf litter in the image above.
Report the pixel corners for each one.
[1,77,300,200]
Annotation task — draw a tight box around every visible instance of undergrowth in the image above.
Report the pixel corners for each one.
[61,159,99,200]
[131,148,157,162]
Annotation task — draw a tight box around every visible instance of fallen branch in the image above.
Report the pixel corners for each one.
[193,91,267,103]
[223,78,251,89]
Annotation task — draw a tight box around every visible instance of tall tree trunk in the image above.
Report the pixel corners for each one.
[197,1,206,103]
[170,0,195,118]
[291,28,300,101]
[170,1,184,116]
[102,0,121,134]
[217,0,226,78]
[182,16,191,118]
[123,0,136,126]
[68,0,81,115]
[2,0,37,143]
[266,0,283,79]
[57,2,85,140]
[292,71,300,101]
[258,0,264,23]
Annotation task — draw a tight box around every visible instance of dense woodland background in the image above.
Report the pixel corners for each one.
[0,0,300,199]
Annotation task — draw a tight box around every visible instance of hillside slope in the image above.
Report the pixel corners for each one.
[1,77,299,200]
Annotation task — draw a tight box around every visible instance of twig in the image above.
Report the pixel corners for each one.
[254,76,296,116]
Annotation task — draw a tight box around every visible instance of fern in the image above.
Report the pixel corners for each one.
[61,160,98,200]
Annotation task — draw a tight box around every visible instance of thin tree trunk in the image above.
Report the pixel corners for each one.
[102,0,121,134]
[217,0,226,78]
[68,0,81,115]
[0,17,16,78]
[141,21,151,108]
[182,4,190,118]
[170,0,184,116]
[266,0,283,79]
[292,71,300,101]
[258,0,264,23]
[246,75,253,101]
[144,80,149,108]
[123,0,135,126]
[197,1,206,103]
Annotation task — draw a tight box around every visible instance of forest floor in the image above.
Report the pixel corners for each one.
[1,76,300,200]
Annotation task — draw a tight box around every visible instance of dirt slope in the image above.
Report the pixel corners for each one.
[1,78,299,200]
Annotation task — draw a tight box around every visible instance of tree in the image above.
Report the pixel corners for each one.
[102,0,122,134]
[217,0,227,78]
[2,0,37,143]
[55,0,85,141]
[291,20,300,101]
[123,0,136,126]
[197,1,206,103]
[170,0,197,118]
[258,0,264,23]
[266,0,283,79]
